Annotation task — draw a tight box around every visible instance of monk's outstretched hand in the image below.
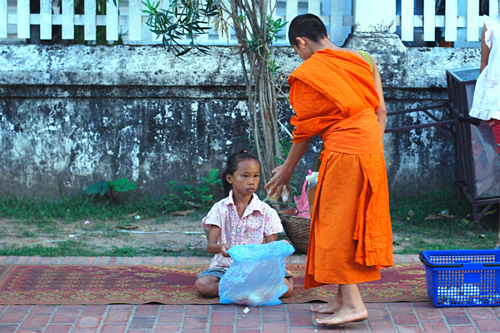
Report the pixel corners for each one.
[264,164,293,199]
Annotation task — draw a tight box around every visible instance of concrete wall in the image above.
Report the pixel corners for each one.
[0,39,481,200]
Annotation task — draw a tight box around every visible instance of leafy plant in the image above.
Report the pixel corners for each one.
[201,168,223,187]
[143,0,218,57]
[86,177,138,201]
[163,169,222,213]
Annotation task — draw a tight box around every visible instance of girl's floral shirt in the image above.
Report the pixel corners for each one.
[202,190,282,268]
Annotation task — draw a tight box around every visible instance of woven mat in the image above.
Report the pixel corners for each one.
[0,263,428,305]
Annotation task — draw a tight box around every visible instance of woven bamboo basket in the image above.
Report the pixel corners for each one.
[280,214,311,254]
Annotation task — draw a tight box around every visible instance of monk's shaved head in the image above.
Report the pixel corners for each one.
[288,14,328,47]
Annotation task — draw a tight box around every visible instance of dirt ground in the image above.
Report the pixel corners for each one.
[0,215,214,255]
[0,214,454,255]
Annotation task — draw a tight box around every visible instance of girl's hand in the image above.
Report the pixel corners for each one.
[220,243,231,257]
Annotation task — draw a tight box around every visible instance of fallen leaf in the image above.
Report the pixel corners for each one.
[186,201,201,208]
[113,226,139,230]
[171,210,195,216]
[425,214,455,220]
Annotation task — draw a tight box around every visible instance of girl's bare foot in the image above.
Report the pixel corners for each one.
[315,305,368,326]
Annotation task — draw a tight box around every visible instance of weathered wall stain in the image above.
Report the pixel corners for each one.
[0,42,480,199]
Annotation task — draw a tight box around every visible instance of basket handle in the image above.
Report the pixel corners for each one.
[419,252,462,268]
[419,252,500,268]
[483,263,500,267]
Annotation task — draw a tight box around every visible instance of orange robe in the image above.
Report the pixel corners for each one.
[288,49,393,288]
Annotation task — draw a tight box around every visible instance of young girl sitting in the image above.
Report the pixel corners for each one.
[195,150,294,298]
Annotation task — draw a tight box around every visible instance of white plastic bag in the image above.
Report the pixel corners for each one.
[218,241,295,306]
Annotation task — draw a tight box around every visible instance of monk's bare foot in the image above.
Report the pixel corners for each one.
[315,305,368,326]
[310,301,342,314]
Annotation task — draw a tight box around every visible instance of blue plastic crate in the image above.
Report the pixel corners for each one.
[420,250,500,307]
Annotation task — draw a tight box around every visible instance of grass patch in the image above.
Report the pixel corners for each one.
[21,230,37,238]
[0,243,207,257]
[390,189,498,253]
[0,240,183,257]
[0,189,498,256]
[0,194,165,223]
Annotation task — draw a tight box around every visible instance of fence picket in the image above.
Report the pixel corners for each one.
[285,0,298,42]
[85,0,96,41]
[129,0,142,41]
[62,0,74,39]
[401,0,414,41]
[17,0,30,39]
[107,0,119,41]
[0,0,488,45]
[218,0,231,43]
[330,0,343,43]
[467,0,479,41]
[40,0,52,40]
[309,0,321,17]
[0,0,6,38]
[423,0,435,41]
[490,0,499,17]
[195,0,210,43]
[444,0,457,42]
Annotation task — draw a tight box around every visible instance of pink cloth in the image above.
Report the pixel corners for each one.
[202,191,283,269]
[489,119,500,154]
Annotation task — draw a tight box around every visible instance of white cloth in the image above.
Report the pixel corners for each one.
[202,191,282,269]
[470,14,500,120]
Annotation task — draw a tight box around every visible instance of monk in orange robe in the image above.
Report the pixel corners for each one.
[265,14,393,326]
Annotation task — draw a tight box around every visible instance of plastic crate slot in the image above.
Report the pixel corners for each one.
[422,250,500,307]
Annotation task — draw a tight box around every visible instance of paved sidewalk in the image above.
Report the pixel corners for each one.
[1,254,499,332]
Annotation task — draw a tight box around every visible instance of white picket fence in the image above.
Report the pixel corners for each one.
[0,0,498,45]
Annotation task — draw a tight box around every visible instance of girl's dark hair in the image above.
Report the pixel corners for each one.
[288,14,328,47]
[222,150,260,197]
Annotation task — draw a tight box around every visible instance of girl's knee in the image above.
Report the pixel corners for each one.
[282,277,294,298]
[195,277,219,297]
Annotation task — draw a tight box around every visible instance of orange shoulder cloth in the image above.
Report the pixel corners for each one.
[288,49,382,154]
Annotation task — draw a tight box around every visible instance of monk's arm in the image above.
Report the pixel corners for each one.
[480,24,489,73]
[264,137,312,197]
[371,56,387,136]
